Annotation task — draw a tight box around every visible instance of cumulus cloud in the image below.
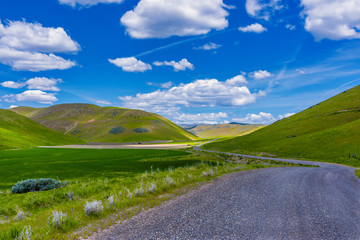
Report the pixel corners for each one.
[59,0,124,7]
[9,105,18,109]
[172,112,228,125]
[0,81,26,89]
[120,0,230,39]
[239,23,267,33]
[234,112,296,124]
[108,57,152,72]
[251,70,272,80]
[1,77,62,91]
[225,75,248,85]
[0,20,79,71]
[194,42,222,50]
[25,77,62,91]
[301,0,360,40]
[278,112,295,119]
[153,59,194,71]
[3,90,58,104]
[119,79,264,115]
[245,0,284,20]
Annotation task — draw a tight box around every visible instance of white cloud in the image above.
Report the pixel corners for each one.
[9,105,18,109]
[225,75,248,85]
[3,90,58,104]
[285,24,296,31]
[301,0,360,40]
[278,112,295,119]
[251,70,272,80]
[153,59,194,71]
[120,0,230,39]
[245,0,284,20]
[194,42,222,50]
[108,57,152,72]
[239,23,267,33]
[119,79,264,115]
[0,81,26,89]
[172,112,228,125]
[234,112,276,124]
[25,77,62,91]
[93,99,111,105]
[234,112,296,124]
[0,20,79,71]
[147,81,174,88]
[59,0,124,7]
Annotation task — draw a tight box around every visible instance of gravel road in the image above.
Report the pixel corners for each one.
[88,150,360,240]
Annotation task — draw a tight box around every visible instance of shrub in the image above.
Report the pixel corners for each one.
[147,183,156,193]
[14,209,25,221]
[107,196,115,209]
[165,177,175,185]
[109,126,125,135]
[133,127,149,133]
[11,178,64,194]
[134,187,144,197]
[84,200,103,216]
[202,169,215,177]
[15,226,32,240]
[49,211,67,229]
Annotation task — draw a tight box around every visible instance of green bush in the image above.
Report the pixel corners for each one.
[109,126,125,135]
[11,178,65,194]
[133,127,149,133]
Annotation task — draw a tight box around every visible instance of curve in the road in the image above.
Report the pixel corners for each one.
[88,144,360,240]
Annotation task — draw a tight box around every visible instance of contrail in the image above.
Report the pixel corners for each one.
[134,27,238,58]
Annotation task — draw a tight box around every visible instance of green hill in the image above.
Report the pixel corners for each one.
[204,85,360,166]
[187,123,265,138]
[12,104,197,143]
[0,109,84,150]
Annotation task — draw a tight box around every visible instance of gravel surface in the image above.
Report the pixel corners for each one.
[88,154,360,240]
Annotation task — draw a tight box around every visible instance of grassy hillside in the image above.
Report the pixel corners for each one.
[12,104,197,143]
[0,109,84,150]
[204,85,360,166]
[187,123,265,138]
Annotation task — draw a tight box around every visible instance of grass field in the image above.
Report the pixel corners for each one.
[12,104,197,143]
[204,85,360,167]
[356,169,360,179]
[0,110,84,150]
[187,123,265,138]
[0,148,304,239]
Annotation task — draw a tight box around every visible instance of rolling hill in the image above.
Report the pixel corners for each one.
[186,123,265,138]
[12,104,197,143]
[0,109,84,150]
[204,85,360,166]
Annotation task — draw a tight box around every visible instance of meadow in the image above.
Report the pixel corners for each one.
[0,148,303,239]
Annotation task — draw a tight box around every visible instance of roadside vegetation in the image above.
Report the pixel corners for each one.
[356,169,360,179]
[0,148,305,239]
[204,85,360,167]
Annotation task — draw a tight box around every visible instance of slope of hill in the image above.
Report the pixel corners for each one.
[204,85,360,166]
[0,109,84,150]
[12,104,197,143]
[187,123,265,138]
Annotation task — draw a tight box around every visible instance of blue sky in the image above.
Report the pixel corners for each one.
[0,0,360,124]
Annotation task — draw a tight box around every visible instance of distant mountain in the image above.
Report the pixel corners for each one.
[12,104,197,143]
[204,85,360,166]
[186,123,265,138]
[0,109,84,150]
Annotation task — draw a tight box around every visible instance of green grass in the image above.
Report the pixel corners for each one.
[12,104,198,143]
[0,148,304,239]
[204,85,360,167]
[188,124,265,138]
[356,169,360,179]
[0,110,84,150]
[0,148,192,189]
